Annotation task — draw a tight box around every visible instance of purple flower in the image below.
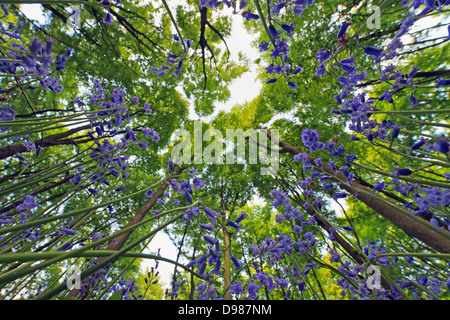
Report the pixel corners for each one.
[167,160,174,171]
[228,219,241,231]
[315,49,330,63]
[192,177,205,189]
[103,12,113,25]
[58,241,72,251]
[337,21,351,39]
[411,138,427,151]
[268,25,280,40]
[333,191,347,200]
[144,189,154,198]
[242,9,259,20]
[231,255,242,269]
[293,5,304,16]
[23,140,35,152]
[379,89,393,103]
[16,195,39,212]
[143,127,159,141]
[235,212,247,223]
[364,46,383,59]
[1,4,9,15]
[203,207,220,221]
[269,190,290,208]
[436,136,449,155]
[199,224,214,232]
[204,235,218,245]
[293,152,309,163]
[301,128,320,151]
[394,168,412,176]
[288,81,298,90]
[281,23,295,36]
[259,41,269,52]
[143,102,152,114]
[247,282,260,300]
[315,64,325,77]
[62,227,76,235]
[230,282,244,295]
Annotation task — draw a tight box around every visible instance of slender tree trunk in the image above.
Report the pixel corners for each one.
[221,199,232,300]
[0,124,93,161]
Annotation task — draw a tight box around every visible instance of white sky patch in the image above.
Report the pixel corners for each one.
[20,4,47,24]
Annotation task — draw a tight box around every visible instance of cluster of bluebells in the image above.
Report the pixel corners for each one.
[0,194,42,249]
[305,0,450,229]
[62,259,151,300]
[0,16,69,94]
[176,208,249,299]
[66,79,163,211]
[0,17,70,135]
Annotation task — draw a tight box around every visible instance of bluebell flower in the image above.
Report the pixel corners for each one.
[288,81,297,90]
[315,48,330,63]
[379,89,393,103]
[394,168,412,176]
[435,78,450,87]
[204,235,217,246]
[103,13,113,25]
[315,64,325,77]
[268,25,280,40]
[364,46,382,60]
[235,212,247,223]
[259,41,269,52]
[411,137,427,151]
[333,191,347,200]
[22,140,35,152]
[227,219,240,230]
[436,136,449,155]
[242,9,259,20]
[281,23,295,36]
[62,227,76,235]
